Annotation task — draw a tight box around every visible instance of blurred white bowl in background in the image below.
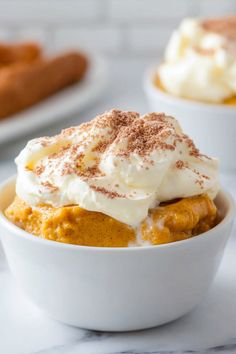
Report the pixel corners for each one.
[144,66,236,172]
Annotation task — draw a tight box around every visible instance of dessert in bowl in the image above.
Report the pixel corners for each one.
[5,110,220,247]
[0,109,234,331]
[144,15,236,171]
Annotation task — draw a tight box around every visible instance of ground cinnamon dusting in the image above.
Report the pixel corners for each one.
[194,47,216,56]
[41,181,59,192]
[195,179,204,188]
[116,116,176,157]
[38,137,51,147]
[89,185,126,199]
[30,109,212,199]
[35,165,45,176]
[175,160,185,169]
[202,16,236,41]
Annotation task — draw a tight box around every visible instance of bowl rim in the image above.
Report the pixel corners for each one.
[144,64,236,113]
[0,175,235,253]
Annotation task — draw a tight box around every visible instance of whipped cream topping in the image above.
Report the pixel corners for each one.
[15,110,219,226]
[158,17,236,103]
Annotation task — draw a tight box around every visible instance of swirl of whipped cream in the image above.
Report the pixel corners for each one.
[158,17,236,103]
[15,110,219,226]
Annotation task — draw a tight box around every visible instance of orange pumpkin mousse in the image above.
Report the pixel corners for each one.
[5,109,219,247]
[157,16,236,105]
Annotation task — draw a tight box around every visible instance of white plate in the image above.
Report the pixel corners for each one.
[0,54,108,144]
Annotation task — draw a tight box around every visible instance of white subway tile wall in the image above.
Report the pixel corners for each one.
[0,0,235,57]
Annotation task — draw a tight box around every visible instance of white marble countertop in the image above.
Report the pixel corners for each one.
[0,59,236,354]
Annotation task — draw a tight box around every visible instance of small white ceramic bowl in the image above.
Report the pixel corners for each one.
[0,177,234,331]
[144,66,236,172]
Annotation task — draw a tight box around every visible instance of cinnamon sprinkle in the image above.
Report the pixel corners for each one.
[195,179,204,188]
[115,113,177,157]
[30,109,213,199]
[41,181,59,192]
[202,16,236,42]
[35,165,45,176]
[194,47,215,56]
[89,185,126,199]
[175,160,185,169]
[38,137,51,147]
[202,174,210,180]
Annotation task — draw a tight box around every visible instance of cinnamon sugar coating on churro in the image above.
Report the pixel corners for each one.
[0,51,88,119]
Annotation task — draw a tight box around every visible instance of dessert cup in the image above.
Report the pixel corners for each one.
[0,176,234,331]
[144,66,236,172]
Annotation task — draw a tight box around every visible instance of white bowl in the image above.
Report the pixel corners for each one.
[144,66,236,172]
[0,177,234,331]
